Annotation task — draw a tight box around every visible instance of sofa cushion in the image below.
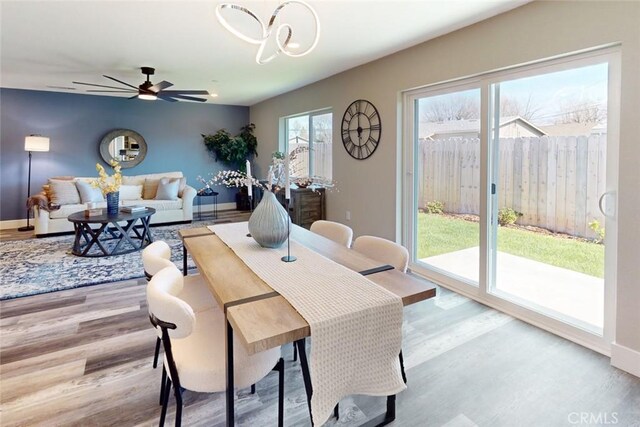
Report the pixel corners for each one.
[176,177,187,197]
[75,181,105,203]
[49,199,184,219]
[49,179,81,205]
[122,199,182,210]
[143,178,161,199]
[123,171,183,186]
[49,203,105,219]
[155,178,180,200]
[120,173,183,198]
[120,184,143,200]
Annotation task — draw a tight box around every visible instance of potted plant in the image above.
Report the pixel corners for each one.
[202,124,258,210]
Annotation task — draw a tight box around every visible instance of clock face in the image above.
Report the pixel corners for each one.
[341,99,381,160]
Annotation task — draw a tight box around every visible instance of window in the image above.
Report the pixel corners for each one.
[283,110,332,180]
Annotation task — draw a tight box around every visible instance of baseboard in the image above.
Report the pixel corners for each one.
[0,219,30,230]
[193,203,246,221]
[611,342,640,378]
[197,202,236,213]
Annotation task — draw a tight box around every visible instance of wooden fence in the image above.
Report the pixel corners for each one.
[418,135,607,238]
[289,141,332,179]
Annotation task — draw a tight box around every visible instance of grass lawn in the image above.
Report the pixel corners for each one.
[417,213,604,278]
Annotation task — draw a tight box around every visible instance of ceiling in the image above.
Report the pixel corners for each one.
[0,1,528,106]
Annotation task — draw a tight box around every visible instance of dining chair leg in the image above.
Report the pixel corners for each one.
[293,344,298,361]
[182,246,188,276]
[153,337,161,368]
[399,350,407,384]
[276,357,285,427]
[387,395,396,420]
[251,384,256,394]
[225,319,235,427]
[295,338,313,423]
[334,403,340,420]
[159,377,172,427]
[174,386,183,427]
[159,365,167,405]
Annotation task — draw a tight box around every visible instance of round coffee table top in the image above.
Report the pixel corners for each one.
[68,207,156,223]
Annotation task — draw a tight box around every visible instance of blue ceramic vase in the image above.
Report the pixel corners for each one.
[248,190,291,248]
[106,191,120,215]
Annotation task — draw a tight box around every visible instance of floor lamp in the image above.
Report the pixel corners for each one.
[18,135,50,232]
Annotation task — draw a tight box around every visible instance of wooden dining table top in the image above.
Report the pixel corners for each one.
[180,224,437,355]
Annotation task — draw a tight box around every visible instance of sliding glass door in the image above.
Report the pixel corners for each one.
[488,63,610,334]
[404,48,619,351]
[413,85,481,286]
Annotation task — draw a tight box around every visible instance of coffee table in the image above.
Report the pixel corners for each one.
[67,208,156,257]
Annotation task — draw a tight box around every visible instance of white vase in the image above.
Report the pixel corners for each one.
[248,191,291,248]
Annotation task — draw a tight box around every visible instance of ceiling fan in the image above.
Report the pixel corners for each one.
[72,67,210,102]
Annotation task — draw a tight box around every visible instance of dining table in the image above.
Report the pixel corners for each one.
[179,223,437,426]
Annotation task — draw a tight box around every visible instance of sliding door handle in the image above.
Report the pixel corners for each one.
[598,191,616,219]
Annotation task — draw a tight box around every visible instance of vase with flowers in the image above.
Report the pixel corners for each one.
[92,159,122,215]
[206,167,290,248]
[205,152,334,248]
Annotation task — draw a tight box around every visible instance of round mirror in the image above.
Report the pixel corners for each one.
[99,129,147,169]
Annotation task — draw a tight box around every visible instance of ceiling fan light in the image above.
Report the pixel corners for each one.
[138,93,157,101]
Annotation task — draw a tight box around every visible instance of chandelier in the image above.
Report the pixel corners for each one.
[215,1,320,64]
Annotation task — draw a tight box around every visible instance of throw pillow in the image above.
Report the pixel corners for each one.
[75,180,105,203]
[155,178,180,200]
[122,175,145,186]
[120,184,143,200]
[143,178,161,199]
[176,176,187,197]
[49,179,81,205]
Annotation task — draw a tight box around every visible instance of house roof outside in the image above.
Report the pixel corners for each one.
[540,122,607,136]
[419,116,546,139]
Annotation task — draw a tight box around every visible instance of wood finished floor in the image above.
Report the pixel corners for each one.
[1,213,639,426]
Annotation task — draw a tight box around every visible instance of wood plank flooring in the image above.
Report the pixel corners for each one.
[1,212,639,426]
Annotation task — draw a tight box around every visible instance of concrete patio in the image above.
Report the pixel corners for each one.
[421,247,604,331]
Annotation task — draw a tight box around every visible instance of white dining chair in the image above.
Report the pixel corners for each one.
[142,241,219,405]
[352,235,409,273]
[310,220,354,247]
[147,265,284,427]
[143,241,217,313]
[352,235,410,384]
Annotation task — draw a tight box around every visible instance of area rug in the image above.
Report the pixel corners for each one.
[0,221,223,300]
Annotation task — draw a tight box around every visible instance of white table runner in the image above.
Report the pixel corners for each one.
[210,222,406,425]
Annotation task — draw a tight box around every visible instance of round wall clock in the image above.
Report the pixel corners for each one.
[341,99,381,160]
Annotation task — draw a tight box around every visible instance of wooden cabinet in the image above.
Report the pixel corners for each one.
[275,188,326,229]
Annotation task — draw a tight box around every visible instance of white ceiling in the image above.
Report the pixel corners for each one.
[1,0,528,106]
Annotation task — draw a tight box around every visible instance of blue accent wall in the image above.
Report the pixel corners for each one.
[0,88,249,221]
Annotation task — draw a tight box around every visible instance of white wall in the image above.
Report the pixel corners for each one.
[250,1,640,371]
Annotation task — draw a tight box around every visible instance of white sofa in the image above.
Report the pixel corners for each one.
[33,171,196,237]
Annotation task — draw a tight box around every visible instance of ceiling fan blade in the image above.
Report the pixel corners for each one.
[160,90,210,95]
[157,94,178,102]
[128,95,139,99]
[162,94,208,102]
[73,81,133,91]
[86,90,137,93]
[149,80,173,92]
[103,75,139,90]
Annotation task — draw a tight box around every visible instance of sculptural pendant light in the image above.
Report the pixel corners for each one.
[215,0,320,64]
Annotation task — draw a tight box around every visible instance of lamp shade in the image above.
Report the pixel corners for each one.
[24,135,50,152]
